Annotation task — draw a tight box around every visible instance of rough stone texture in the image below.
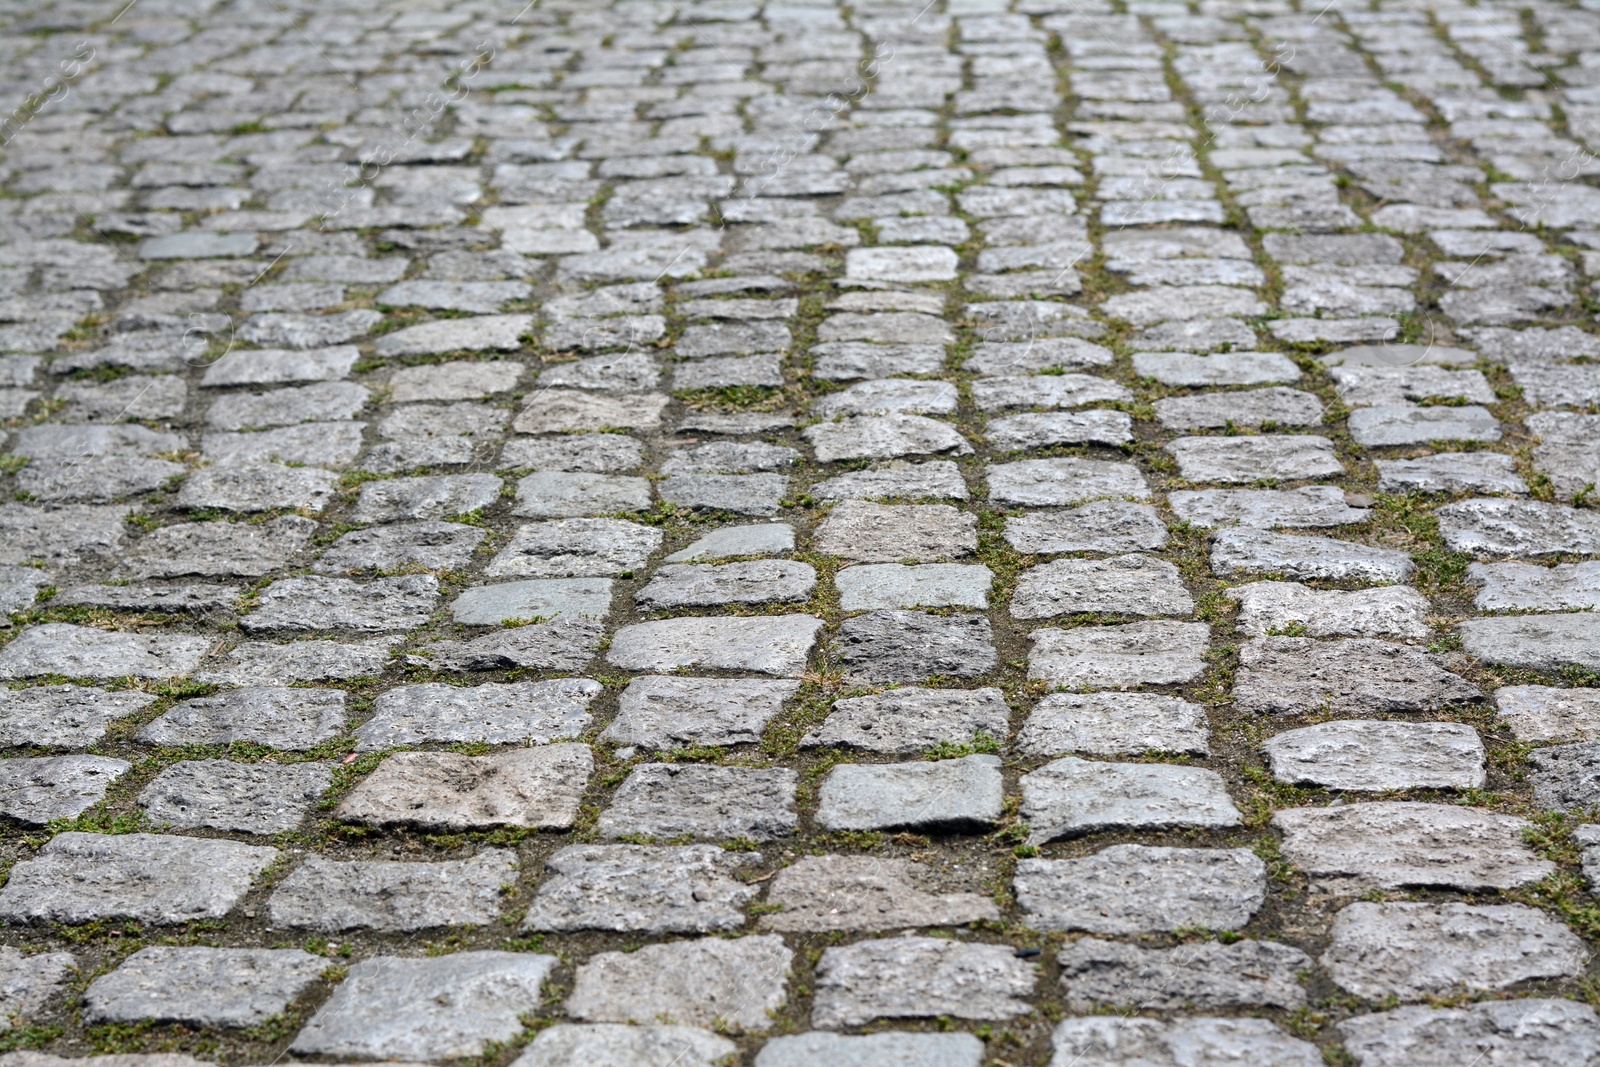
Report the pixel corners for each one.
[487,519,660,578]
[1050,1018,1322,1067]
[1377,452,1529,494]
[1027,621,1210,688]
[598,764,798,841]
[1057,938,1311,1011]
[451,577,613,625]
[337,745,593,830]
[1015,846,1268,934]
[803,686,1009,752]
[835,562,991,610]
[1209,528,1412,582]
[637,560,816,608]
[0,947,75,1029]
[1528,741,1600,812]
[83,947,326,1027]
[0,755,130,825]
[1272,802,1555,891]
[1470,561,1600,611]
[1011,555,1192,619]
[514,1025,737,1067]
[0,833,277,924]
[268,850,517,932]
[315,520,485,575]
[835,610,997,682]
[664,523,794,562]
[811,937,1034,1028]
[1495,685,1600,742]
[1018,692,1210,756]
[603,676,797,749]
[1004,501,1168,554]
[1234,637,1480,716]
[1339,999,1600,1067]
[1460,614,1600,671]
[240,575,439,633]
[0,624,210,681]
[138,760,332,834]
[760,855,999,932]
[1227,582,1431,639]
[565,935,791,1033]
[1166,434,1342,483]
[138,687,346,750]
[813,501,976,562]
[816,755,1004,832]
[987,457,1149,507]
[1020,757,1240,844]
[1171,486,1370,528]
[1439,497,1600,556]
[754,1032,983,1067]
[520,845,758,934]
[289,952,557,1061]
[1321,902,1586,999]
[607,615,821,676]
[354,679,598,748]
[1264,721,1486,791]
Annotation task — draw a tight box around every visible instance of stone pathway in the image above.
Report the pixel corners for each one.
[3,0,1600,1064]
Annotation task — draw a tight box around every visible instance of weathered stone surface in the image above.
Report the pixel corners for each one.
[836,610,997,682]
[816,755,1003,832]
[204,382,368,431]
[987,458,1149,506]
[178,462,341,512]
[1209,528,1412,582]
[195,639,396,686]
[451,578,613,625]
[812,937,1034,1028]
[1495,685,1600,742]
[812,460,969,502]
[315,520,485,575]
[372,314,532,357]
[83,947,325,1027]
[1154,387,1323,430]
[1265,721,1486,791]
[202,423,364,469]
[0,685,155,749]
[350,473,501,523]
[1321,902,1586,1000]
[812,378,959,418]
[1376,452,1529,494]
[1438,498,1600,556]
[804,414,971,462]
[1461,614,1600,671]
[665,523,794,562]
[760,855,999,932]
[0,624,210,681]
[603,676,798,749]
[269,849,517,932]
[754,1032,983,1067]
[607,615,822,676]
[637,560,815,608]
[1348,404,1499,447]
[1167,435,1342,483]
[139,687,346,749]
[502,434,643,473]
[1339,999,1600,1067]
[513,390,668,433]
[565,935,791,1032]
[0,946,75,1028]
[1132,350,1300,386]
[1019,692,1209,757]
[123,516,317,578]
[515,1025,737,1067]
[804,687,1009,753]
[0,504,129,566]
[1004,501,1168,554]
[1234,637,1480,716]
[521,845,758,934]
[813,501,976,562]
[139,760,332,834]
[513,471,653,518]
[1027,621,1210,688]
[1057,938,1311,1011]
[0,832,277,924]
[1020,757,1240,844]
[0,755,130,825]
[1050,1017,1321,1067]
[835,562,991,611]
[240,575,439,632]
[487,519,660,578]
[598,764,797,841]
[1015,845,1268,934]
[1272,802,1555,891]
[289,952,557,1061]
[1171,486,1369,528]
[1528,740,1600,812]
[337,745,593,830]
[1470,561,1600,611]
[1012,555,1192,619]
[389,360,523,402]
[1227,581,1431,639]
[353,681,598,748]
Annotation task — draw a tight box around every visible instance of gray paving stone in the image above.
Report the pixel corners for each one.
[513,470,654,517]
[1495,685,1600,743]
[1348,404,1501,446]
[987,458,1149,507]
[637,560,815,609]
[607,615,822,676]
[1020,757,1240,844]
[812,342,945,380]
[1050,1017,1321,1067]
[813,379,959,418]
[1209,528,1412,582]
[0,946,75,1028]
[176,462,339,512]
[810,460,969,502]
[204,382,368,431]
[521,844,758,934]
[1167,435,1342,483]
[0,755,130,825]
[986,409,1133,450]
[16,455,185,503]
[1322,901,1586,1000]
[1018,692,1210,757]
[565,935,790,1033]
[836,610,997,683]
[754,1032,983,1067]
[1057,938,1311,1011]
[1133,316,1258,352]
[835,563,990,611]
[1469,561,1600,611]
[139,687,346,750]
[0,505,128,566]
[599,764,798,841]
[195,639,396,686]
[240,575,438,632]
[51,582,238,614]
[665,523,794,562]
[268,850,518,932]
[355,679,598,749]
[0,566,51,614]
[1132,350,1301,386]
[816,755,1003,833]
[10,424,182,461]
[1015,845,1268,934]
[1273,802,1554,891]
[139,760,332,834]
[350,473,501,523]
[964,338,1113,375]
[200,346,360,387]
[84,946,325,1027]
[337,745,593,831]
[760,854,999,932]
[1438,498,1600,555]
[659,442,798,476]
[1463,611,1600,672]
[289,952,557,1061]
[451,577,612,625]
[804,414,971,462]
[604,677,798,749]
[389,360,523,401]
[1172,485,1372,528]
[813,501,976,562]
[201,423,365,469]
[500,434,643,473]
[1235,636,1480,716]
[1528,741,1600,812]
[0,624,210,681]
[1027,621,1210,689]
[512,390,668,433]
[1339,999,1600,1067]
[1012,555,1192,619]
[1004,501,1168,554]
[970,374,1130,413]
[1227,581,1431,639]
[372,314,532,358]
[803,687,1009,753]
[315,520,485,575]
[1265,721,1486,791]
[1154,387,1324,430]
[0,686,155,749]
[0,832,277,925]
[516,1024,737,1067]
[812,937,1033,1028]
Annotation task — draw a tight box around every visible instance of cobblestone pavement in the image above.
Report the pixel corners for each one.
[8,0,1600,1064]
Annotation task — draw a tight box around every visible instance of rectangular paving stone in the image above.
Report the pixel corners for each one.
[520,844,758,934]
[139,687,346,750]
[760,854,999,933]
[1171,486,1369,528]
[0,624,210,681]
[1058,938,1310,1012]
[1051,1017,1321,1067]
[1027,621,1209,689]
[813,501,976,562]
[754,1032,983,1067]
[599,763,797,841]
[1018,692,1210,757]
[1132,350,1301,386]
[355,679,598,749]
[665,523,795,562]
[1014,844,1268,935]
[138,760,332,834]
[1460,614,1600,671]
[337,745,593,830]
[1339,999,1600,1067]
[1438,498,1600,556]
[1209,528,1412,582]
[565,935,791,1034]
[404,618,602,673]
[1020,757,1240,844]
[0,946,75,1030]
[0,756,130,825]
[0,686,156,749]
[811,937,1034,1029]
[1234,636,1480,716]
[816,755,1004,833]
[603,676,798,749]
[803,686,1009,753]
[194,639,397,686]
[1495,685,1600,742]
[84,946,325,1027]
[1003,501,1168,555]
[513,471,653,517]
[240,575,439,632]
[0,832,277,925]
[315,520,485,575]
[350,473,502,523]
[987,457,1149,506]
[1227,581,1431,639]
[637,560,815,608]
[835,563,991,611]
[1166,435,1342,483]
[267,850,517,932]
[836,610,997,683]
[811,460,970,502]
[451,577,613,625]
[1012,555,1192,619]
[487,518,661,578]
[1265,721,1486,791]
[607,615,822,676]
